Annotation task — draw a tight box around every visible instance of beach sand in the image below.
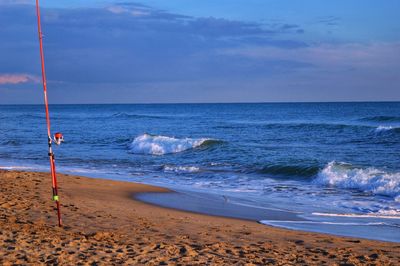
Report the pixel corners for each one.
[1,170,399,265]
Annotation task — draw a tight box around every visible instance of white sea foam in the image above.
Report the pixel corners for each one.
[375,125,400,133]
[313,162,400,199]
[0,166,32,170]
[260,220,391,226]
[129,134,212,155]
[312,212,400,219]
[163,165,200,173]
[376,126,393,132]
[65,168,101,174]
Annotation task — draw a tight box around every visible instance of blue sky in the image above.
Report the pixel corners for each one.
[0,0,399,103]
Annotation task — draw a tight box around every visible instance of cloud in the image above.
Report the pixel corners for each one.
[219,42,400,71]
[107,4,151,17]
[1,1,398,103]
[0,0,30,5]
[107,6,126,14]
[0,74,40,85]
[106,2,189,20]
[0,3,307,85]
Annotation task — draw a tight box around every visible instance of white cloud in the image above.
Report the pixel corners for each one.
[107,6,126,14]
[0,74,40,85]
[107,5,150,17]
[0,0,31,5]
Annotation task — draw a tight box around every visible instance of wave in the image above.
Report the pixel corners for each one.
[254,121,400,137]
[0,165,33,170]
[0,140,21,146]
[312,211,400,219]
[258,164,320,178]
[313,162,400,199]
[262,122,365,131]
[375,125,400,133]
[260,220,399,227]
[163,165,200,173]
[360,116,400,123]
[129,134,220,155]
[13,113,46,119]
[0,139,38,146]
[111,112,167,119]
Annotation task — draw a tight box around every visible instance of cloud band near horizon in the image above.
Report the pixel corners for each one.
[0,74,40,85]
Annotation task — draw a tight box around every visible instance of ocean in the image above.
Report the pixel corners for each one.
[0,102,399,241]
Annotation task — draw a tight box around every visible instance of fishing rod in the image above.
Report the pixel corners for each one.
[35,0,64,227]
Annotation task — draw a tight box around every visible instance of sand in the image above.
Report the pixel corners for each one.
[0,170,399,265]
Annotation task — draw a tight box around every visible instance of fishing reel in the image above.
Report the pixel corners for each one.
[53,132,64,145]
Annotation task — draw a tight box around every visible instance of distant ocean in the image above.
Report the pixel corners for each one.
[1,102,399,241]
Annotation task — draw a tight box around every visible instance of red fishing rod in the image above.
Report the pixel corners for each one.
[35,0,63,227]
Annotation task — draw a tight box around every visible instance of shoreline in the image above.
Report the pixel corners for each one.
[1,170,399,265]
[135,190,400,243]
[135,190,304,222]
[3,165,399,243]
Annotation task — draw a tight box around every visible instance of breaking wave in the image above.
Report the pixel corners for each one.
[375,126,400,133]
[313,162,400,199]
[129,134,220,155]
[163,165,200,173]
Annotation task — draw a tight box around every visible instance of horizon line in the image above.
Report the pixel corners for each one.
[0,100,400,105]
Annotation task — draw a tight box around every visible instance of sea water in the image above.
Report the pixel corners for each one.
[0,102,399,241]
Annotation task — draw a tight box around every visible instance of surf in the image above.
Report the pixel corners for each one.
[313,161,400,199]
[129,133,220,155]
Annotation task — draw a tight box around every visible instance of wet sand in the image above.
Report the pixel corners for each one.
[137,190,400,243]
[1,170,399,265]
[136,190,305,222]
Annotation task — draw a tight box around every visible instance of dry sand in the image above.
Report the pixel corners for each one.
[0,170,399,265]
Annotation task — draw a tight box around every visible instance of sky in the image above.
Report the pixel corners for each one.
[0,0,399,104]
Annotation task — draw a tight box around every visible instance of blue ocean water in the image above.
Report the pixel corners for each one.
[1,102,399,241]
